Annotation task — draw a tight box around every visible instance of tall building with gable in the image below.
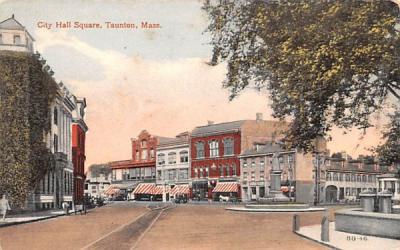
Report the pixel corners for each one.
[0,15,34,53]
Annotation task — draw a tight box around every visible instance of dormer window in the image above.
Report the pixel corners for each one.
[13,35,21,44]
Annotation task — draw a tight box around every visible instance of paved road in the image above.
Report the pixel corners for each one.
[0,202,330,250]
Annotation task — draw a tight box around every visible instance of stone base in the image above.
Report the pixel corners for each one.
[335,208,400,239]
[258,191,290,204]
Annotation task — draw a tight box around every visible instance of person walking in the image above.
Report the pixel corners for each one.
[0,194,11,221]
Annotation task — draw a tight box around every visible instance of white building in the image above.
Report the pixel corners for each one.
[84,170,112,198]
[0,15,34,53]
[156,132,190,199]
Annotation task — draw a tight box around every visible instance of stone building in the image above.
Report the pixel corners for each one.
[190,114,288,201]
[84,167,112,199]
[0,16,88,210]
[156,132,190,199]
[322,157,397,203]
[239,141,325,203]
[0,15,34,53]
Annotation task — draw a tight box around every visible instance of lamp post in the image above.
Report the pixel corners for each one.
[313,152,321,206]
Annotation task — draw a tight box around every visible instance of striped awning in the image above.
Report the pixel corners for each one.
[152,185,171,195]
[104,185,121,196]
[133,183,156,195]
[170,185,190,196]
[212,182,239,193]
[281,186,295,193]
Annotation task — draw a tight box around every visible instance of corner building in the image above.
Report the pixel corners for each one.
[190,114,287,201]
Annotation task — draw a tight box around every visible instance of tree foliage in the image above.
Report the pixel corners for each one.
[89,164,112,178]
[374,109,400,164]
[0,51,57,207]
[204,0,399,151]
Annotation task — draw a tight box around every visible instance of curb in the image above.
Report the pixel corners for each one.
[294,230,342,250]
[0,213,66,228]
[0,207,96,228]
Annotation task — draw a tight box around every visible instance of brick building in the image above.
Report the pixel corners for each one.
[72,98,88,204]
[109,130,172,199]
[190,114,287,201]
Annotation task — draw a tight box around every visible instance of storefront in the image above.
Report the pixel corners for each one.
[192,180,209,200]
[212,182,240,201]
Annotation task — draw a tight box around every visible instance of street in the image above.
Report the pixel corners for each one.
[0,202,334,250]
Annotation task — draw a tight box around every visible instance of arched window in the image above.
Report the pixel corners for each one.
[53,107,58,125]
[157,153,165,165]
[141,139,147,147]
[168,152,176,164]
[209,140,219,157]
[196,141,204,158]
[180,150,188,163]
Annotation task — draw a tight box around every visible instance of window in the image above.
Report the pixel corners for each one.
[158,153,165,165]
[251,171,255,181]
[226,165,231,176]
[243,172,248,180]
[345,174,350,182]
[260,160,265,170]
[199,168,203,178]
[251,159,255,168]
[232,164,237,176]
[279,156,284,164]
[260,171,265,179]
[362,175,367,182]
[168,170,176,180]
[288,155,293,163]
[14,35,21,44]
[219,165,224,177]
[194,168,198,178]
[196,142,204,158]
[333,173,338,181]
[157,170,162,180]
[209,140,219,157]
[368,175,372,182]
[243,160,248,168]
[223,138,234,155]
[179,169,189,180]
[326,172,331,181]
[150,149,155,159]
[357,175,361,182]
[180,151,188,163]
[135,150,139,160]
[53,107,58,125]
[205,167,209,177]
[168,152,176,164]
[141,140,147,147]
[141,149,148,160]
[54,134,58,152]
[351,174,355,182]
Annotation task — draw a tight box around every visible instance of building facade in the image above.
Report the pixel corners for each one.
[84,172,112,198]
[110,130,172,198]
[322,157,397,203]
[190,114,288,201]
[0,15,34,53]
[72,98,88,204]
[0,16,87,210]
[156,132,190,199]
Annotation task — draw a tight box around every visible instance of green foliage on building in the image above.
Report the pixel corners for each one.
[0,51,57,207]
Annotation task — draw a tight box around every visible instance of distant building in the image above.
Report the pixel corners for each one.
[0,15,34,53]
[239,140,327,203]
[322,157,397,203]
[84,167,112,198]
[156,132,190,199]
[190,114,288,201]
[110,130,173,198]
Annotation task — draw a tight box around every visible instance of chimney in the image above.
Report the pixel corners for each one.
[256,113,263,121]
[207,120,214,125]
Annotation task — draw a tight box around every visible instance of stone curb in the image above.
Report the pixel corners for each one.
[294,230,342,250]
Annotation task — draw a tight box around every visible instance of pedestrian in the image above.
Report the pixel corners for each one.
[0,194,11,221]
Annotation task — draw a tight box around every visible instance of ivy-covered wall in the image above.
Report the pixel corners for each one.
[0,51,57,207]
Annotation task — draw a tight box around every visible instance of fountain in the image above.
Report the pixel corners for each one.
[335,173,400,239]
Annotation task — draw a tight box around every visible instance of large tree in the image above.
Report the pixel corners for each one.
[374,108,400,165]
[204,0,399,152]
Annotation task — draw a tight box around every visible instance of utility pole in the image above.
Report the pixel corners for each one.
[313,153,320,206]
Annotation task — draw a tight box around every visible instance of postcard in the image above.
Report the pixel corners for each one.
[0,1,399,249]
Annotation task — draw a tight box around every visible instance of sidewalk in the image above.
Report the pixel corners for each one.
[296,222,400,250]
[0,209,83,228]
